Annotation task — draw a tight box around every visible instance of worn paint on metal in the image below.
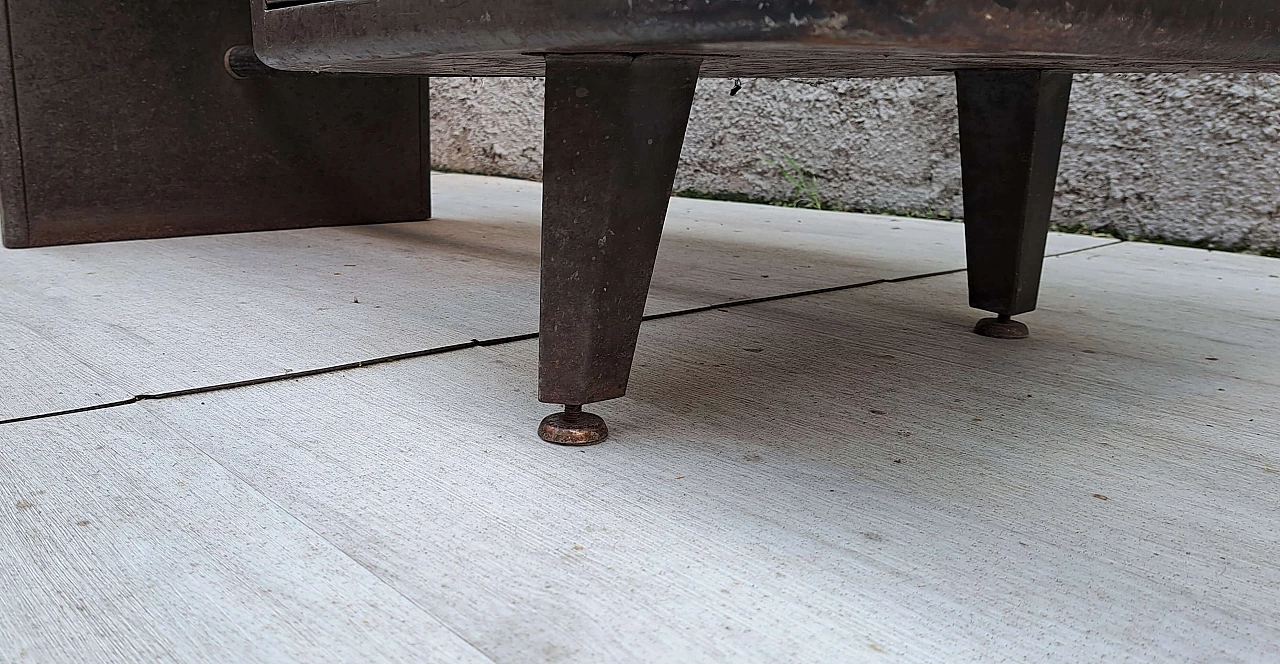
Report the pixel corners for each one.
[253,0,1280,76]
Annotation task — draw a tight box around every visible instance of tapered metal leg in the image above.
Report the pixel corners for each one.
[537,54,701,443]
[956,70,1073,338]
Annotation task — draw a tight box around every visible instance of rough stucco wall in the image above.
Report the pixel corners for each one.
[430,74,1280,253]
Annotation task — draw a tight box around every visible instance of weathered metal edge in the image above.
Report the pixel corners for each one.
[0,0,30,248]
[418,76,431,220]
[253,50,1280,78]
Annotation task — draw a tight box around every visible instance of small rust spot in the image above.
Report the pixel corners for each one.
[75,520,91,527]
[15,500,33,510]
[571,545,584,551]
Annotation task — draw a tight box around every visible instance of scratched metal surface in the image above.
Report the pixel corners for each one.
[253,0,1280,76]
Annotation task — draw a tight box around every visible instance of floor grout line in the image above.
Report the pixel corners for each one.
[0,239,1125,426]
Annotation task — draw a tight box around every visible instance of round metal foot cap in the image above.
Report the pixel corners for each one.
[538,406,608,446]
[974,316,1029,339]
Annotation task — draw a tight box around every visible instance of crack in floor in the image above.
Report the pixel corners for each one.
[0,239,1122,426]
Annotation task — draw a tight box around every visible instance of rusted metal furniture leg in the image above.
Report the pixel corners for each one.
[957,70,1073,339]
[537,54,701,445]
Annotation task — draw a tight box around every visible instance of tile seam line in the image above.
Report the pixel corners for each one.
[0,239,1124,426]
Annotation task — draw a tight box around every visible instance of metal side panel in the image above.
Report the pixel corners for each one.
[0,0,429,248]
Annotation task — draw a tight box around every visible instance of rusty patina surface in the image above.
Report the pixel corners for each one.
[253,0,1280,76]
[0,0,432,248]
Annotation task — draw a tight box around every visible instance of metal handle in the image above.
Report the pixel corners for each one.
[223,45,276,79]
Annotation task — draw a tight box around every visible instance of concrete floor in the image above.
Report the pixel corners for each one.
[2,174,1277,663]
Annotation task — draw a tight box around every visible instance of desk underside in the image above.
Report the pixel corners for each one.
[273,47,1280,78]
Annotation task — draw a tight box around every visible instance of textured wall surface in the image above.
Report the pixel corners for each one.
[430,74,1280,253]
